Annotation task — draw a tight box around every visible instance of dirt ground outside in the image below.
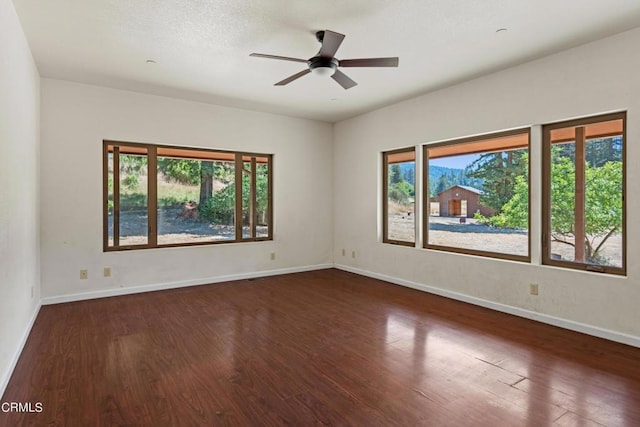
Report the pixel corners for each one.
[388,214,528,256]
[108,207,268,246]
[388,214,622,267]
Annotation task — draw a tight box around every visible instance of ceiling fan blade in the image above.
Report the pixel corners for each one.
[319,30,345,58]
[331,70,357,90]
[275,69,311,86]
[250,53,308,63]
[339,57,399,67]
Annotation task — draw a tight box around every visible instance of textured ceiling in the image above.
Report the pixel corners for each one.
[12,0,640,122]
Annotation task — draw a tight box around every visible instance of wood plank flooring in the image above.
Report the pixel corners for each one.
[2,268,640,426]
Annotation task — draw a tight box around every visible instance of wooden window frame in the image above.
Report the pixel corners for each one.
[541,112,626,275]
[422,128,531,262]
[382,147,417,246]
[103,140,273,252]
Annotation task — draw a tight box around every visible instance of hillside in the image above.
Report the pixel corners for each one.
[398,163,483,196]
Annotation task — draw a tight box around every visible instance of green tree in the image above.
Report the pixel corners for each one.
[199,183,234,224]
[551,157,622,264]
[586,137,622,167]
[548,137,622,168]
[435,174,451,195]
[389,164,403,184]
[119,154,147,191]
[157,158,234,206]
[157,158,200,185]
[403,165,415,184]
[467,150,527,212]
[388,181,414,204]
[479,174,528,229]
[492,151,622,263]
[199,164,269,225]
[388,163,414,205]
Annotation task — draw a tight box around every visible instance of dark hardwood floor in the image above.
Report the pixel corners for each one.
[2,268,640,426]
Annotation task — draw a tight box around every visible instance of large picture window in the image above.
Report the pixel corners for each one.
[423,129,530,261]
[542,113,625,275]
[103,141,272,251]
[382,148,416,245]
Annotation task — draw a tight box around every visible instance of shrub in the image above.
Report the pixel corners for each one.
[473,212,489,224]
[388,181,414,204]
[198,185,235,225]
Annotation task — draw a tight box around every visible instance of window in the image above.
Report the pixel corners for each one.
[423,129,530,261]
[103,141,272,251]
[542,113,625,275]
[383,148,416,245]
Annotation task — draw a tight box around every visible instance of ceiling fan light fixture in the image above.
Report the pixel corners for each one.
[310,65,336,77]
[309,56,338,77]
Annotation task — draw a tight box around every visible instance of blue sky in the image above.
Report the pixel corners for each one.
[429,153,480,170]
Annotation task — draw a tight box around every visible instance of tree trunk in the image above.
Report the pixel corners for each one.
[199,161,214,206]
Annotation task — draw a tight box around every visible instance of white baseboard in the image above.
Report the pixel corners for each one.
[1,302,41,400]
[335,263,640,349]
[41,263,334,305]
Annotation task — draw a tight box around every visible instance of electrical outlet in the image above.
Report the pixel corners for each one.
[529,283,539,296]
[352,250,356,259]
[342,249,345,256]
[80,270,88,280]
[270,252,275,261]
[104,267,111,277]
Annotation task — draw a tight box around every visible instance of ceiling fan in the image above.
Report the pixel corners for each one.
[250,30,399,89]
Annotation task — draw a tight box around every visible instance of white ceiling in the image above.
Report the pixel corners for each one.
[12,0,640,123]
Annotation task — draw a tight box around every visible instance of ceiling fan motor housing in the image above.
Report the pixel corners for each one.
[308,56,338,76]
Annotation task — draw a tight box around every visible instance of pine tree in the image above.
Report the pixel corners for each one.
[390,164,403,184]
[403,165,415,184]
[435,174,451,195]
[467,150,527,212]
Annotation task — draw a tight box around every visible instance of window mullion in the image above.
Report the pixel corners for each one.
[113,146,120,248]
[147,146,158,247]
[422,145,429,247]
[234,154,243,241]
[574,127,586,263]
[267,157,273,240]
[250,157,257,239]
[382,152,389,242]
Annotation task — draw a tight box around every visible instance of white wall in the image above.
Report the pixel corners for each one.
[334,27,640,341]
[40,79,333,299]
[0,0,41,396]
